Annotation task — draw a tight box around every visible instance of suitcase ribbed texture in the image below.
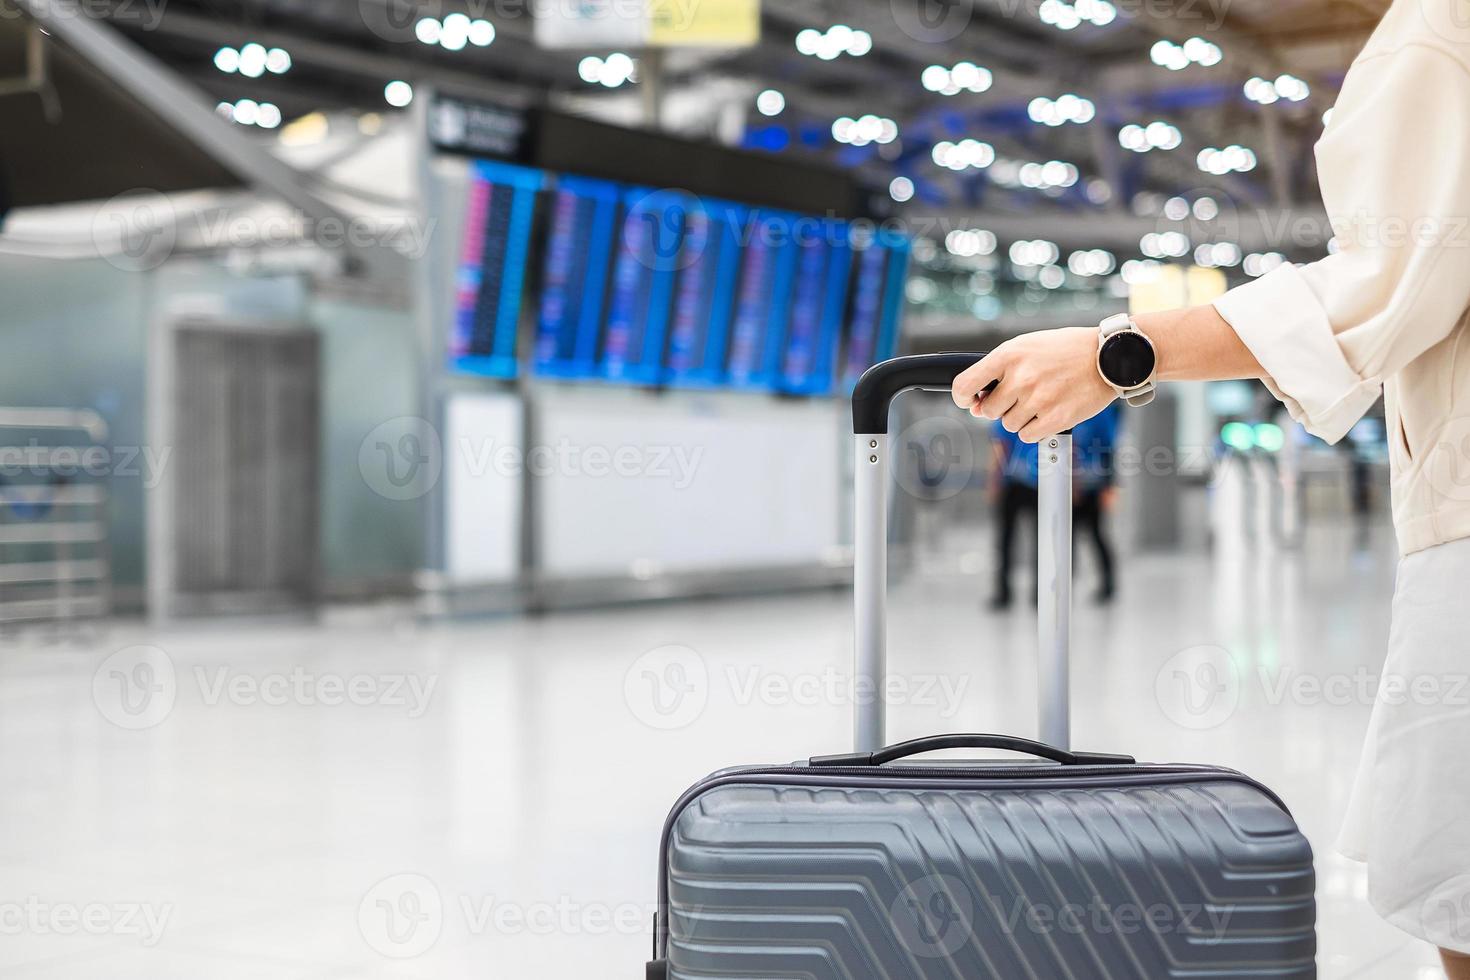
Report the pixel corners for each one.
[665,777,1315,978]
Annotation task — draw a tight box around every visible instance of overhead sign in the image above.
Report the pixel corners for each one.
[429,96,530,160]
[534,0,759,49]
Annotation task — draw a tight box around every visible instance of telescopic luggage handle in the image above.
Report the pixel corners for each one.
[851,354,1073,754]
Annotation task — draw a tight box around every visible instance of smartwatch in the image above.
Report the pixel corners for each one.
[1096,313,1158,407]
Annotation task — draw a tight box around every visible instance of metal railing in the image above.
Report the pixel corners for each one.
[0,408,112,629]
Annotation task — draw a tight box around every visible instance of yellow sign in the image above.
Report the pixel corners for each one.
[1127,264,1227,314]
[650,0,760,46]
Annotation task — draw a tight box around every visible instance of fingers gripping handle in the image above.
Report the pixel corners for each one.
[852,353,1072,754]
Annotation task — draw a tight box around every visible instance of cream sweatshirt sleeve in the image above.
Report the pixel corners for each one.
[1213,39,1470,443]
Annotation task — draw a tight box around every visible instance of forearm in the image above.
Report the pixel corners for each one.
[1134,305,1264,383]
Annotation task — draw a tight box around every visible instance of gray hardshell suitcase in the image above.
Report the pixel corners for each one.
[648,354,1316,979]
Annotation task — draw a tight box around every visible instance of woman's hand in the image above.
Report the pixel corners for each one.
[951,327,1117,442]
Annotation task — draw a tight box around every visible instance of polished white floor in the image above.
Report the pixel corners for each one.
[0,520,1449,978]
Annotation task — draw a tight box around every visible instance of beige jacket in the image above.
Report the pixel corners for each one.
[1213,0,1470,555]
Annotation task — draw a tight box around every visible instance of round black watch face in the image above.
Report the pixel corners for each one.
[1100,333,1156,388]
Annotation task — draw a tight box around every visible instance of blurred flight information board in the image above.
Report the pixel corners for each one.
[450,160,545,377]
[533,175,620,378]
[600,188,685,385]
[449,161,907,394]
[843,228,910,390]
[663,198,744,388]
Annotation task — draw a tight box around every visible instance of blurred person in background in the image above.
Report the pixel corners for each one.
[951,2,1470,970]
[986,422,1038,610]
[1072,402,1120,604]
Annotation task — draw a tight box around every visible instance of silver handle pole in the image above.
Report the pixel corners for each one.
[1037,434,1072,749]
[854,433,888,753]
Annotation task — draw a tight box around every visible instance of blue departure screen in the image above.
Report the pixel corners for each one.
[450,160,545,378]
[598,189,687,385]
[843,229,911,388]
[533,175,619,378]
[445,156,910,396]
[778,218,852,396]
[726,210,799,390]
[663,198,744,388]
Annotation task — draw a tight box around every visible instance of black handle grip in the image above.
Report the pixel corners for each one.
[811,734,1135,768]
[851,353,989,434]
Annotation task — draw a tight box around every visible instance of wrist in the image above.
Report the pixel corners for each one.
[1128,310,1176,382]
[1131,311,1174,382]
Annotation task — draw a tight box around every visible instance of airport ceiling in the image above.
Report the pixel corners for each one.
[10,0,1391,225]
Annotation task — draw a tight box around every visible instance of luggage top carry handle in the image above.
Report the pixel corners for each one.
[852,354,1074,754]
[811,734,1134,769]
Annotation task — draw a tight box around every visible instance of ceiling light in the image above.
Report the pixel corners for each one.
[797,24,873,59]
[232,98,260,126]
[384,80,415,108]
[468,19,496,46]
[1028,94,1094,126]
[238,42,267,78]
